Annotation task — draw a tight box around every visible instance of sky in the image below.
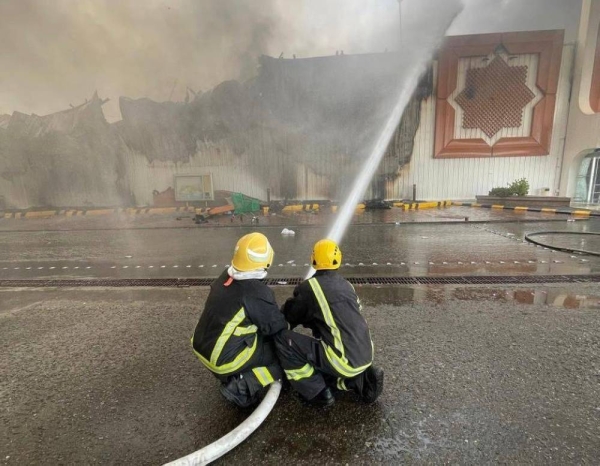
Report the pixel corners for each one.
[0,0,582,122]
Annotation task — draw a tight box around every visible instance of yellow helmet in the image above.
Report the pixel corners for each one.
[311,239,342,270]
[231,232,274,272]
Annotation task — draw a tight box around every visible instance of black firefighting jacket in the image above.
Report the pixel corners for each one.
[192,270,287,375]
[282,270,373,377]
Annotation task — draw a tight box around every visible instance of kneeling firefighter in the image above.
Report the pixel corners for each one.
[191,232,288,408]
[275,239,384,406]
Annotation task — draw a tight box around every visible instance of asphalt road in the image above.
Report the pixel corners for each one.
[1,284,599,465]
[1,218,599,280]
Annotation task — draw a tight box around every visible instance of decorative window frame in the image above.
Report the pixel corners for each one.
[590,24,600,113]
[434,30,564,159]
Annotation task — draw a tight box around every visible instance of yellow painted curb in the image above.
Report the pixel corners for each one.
[491,205,505,209]
[24,210,57,218]
[541,208,557,213]
[572,210,591,216]
[514,206,528,211]
[85,208,116,216]
[403,201,452,210]
[148,207,177,215]
[282,205,304,212]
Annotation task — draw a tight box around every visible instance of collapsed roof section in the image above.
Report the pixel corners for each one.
[0,93,128,208]
[0,51,433,207]
[115,51,431,170]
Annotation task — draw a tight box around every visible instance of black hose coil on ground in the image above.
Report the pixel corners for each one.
[524,231,600,257]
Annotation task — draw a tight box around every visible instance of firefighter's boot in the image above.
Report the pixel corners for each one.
[304,387,335,407]
[347,365,384,403]
[219,375,261,408]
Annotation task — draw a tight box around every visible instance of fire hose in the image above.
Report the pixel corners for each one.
[524,231,600,257]
[163,381,282,466]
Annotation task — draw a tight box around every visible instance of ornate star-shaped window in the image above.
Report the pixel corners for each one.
[455,55,536,139]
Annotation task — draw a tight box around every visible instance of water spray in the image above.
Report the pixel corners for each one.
[169,4,467,465]
[305,2,465,279]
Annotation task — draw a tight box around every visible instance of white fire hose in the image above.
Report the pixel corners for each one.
[164,381,282,466]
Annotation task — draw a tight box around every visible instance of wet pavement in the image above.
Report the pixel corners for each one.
[1,216,599,280]
[0,206,588,233]
[2,209,599,464]
[1,284,599,465]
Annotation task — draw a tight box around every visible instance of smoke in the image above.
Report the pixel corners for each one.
[0,0,285,121]
[325,0,465,245]
[0,0,579,122]
[449,0,581,37]
[0,0,400,122]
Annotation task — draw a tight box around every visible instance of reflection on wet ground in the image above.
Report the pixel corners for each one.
[0,206,589,232]
[1,219,599,279]
[527,232,600,253]
[3,283,599,464]
[359,285,600,309]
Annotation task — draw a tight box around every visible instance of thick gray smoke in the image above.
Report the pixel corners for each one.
[0,0,577,121]
[0,0,399,121]
[0,0,291,121]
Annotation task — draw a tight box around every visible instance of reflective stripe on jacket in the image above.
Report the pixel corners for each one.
[192,269,287,375]
[282,270,373,377]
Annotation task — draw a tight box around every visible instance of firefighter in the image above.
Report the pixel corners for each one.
[275,239,384,406]
[191,232,288,408]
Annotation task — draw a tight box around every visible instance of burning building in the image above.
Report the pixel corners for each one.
[1,0,599,209]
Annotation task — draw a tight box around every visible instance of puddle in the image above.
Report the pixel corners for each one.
[358,285,600,309]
